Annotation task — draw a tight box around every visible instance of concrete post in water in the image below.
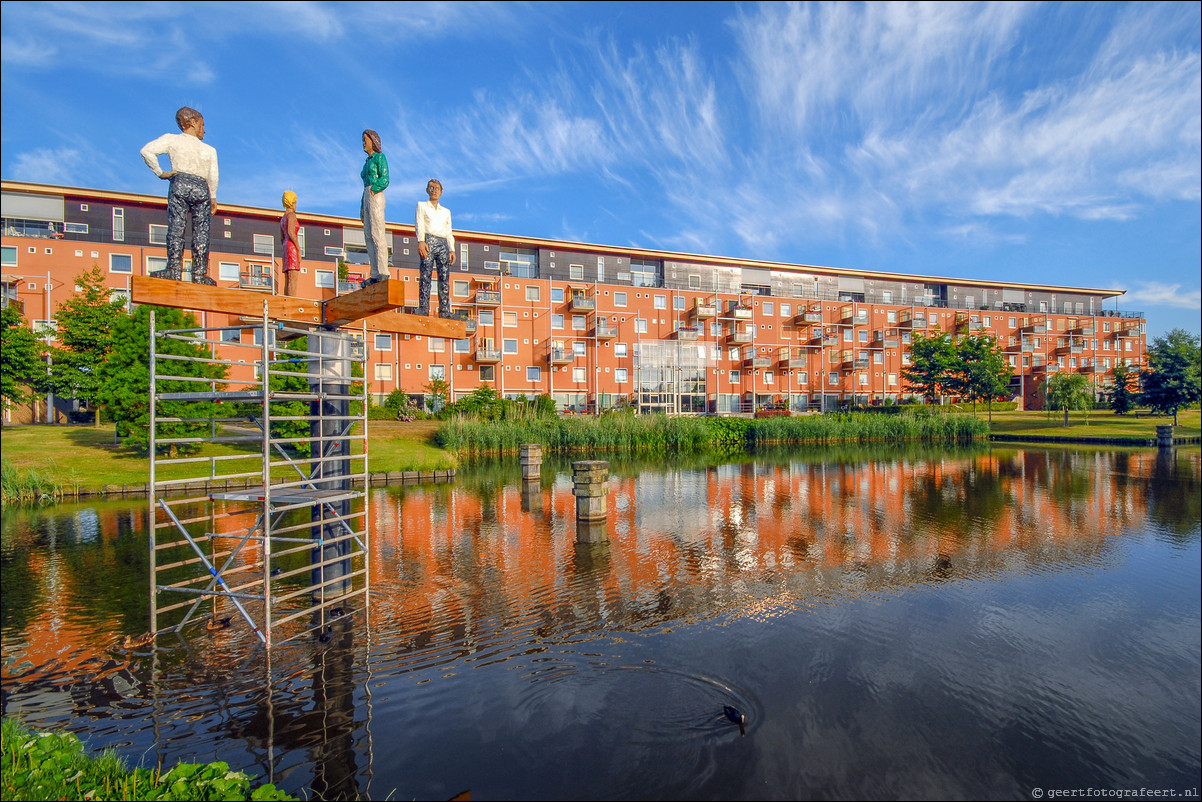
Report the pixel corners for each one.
[520,479,543,514]
[1157,425,1174,449]
[520,444,543,480]
[572,460,609,524]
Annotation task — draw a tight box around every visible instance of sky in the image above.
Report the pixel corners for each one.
[1,1,1199,337]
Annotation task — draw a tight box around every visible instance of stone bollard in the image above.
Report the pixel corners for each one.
[520,444,543,480]
[572,460,609,522]
[520,479,543,514]
[576,519,609,544]
[1157,425,1174,449]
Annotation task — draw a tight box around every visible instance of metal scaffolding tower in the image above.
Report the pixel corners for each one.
[147,307,370,647]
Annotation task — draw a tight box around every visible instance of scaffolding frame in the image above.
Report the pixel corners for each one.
[148,305,370,648]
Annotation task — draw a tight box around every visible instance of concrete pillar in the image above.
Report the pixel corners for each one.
[520,479,543,514]
[519,444,543,480]
[1157,425,1174,449]
[572,460,609,522]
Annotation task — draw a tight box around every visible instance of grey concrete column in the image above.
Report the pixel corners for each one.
[520,444,543,480]
[572,460,609,522]
[520,479,543,514]
[1157,425,1174,449]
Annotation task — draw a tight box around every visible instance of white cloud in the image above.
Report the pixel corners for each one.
[1120,282,1202,310]
[11,147,86,186]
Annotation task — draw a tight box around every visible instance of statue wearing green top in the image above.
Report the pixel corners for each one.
[360,129,389,284]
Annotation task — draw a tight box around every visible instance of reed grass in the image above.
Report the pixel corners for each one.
[436,411,988,455]
[1,461,65,506]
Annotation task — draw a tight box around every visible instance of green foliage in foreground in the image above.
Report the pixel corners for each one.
[435,411,988,454]
[1,717,295,801]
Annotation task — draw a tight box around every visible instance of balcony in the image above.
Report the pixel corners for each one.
[475,289,501,306]
[475,346,502,363]
[883,337,899,349]
[727,329,754,344]
[1114,327,1140,338]
[838,350,854,365]
[1021,341,1036,352]
[744,356,771,369]
[725,305,753,320]
[900,311,927,328]
[839,305,854,321]
[593,320,618,339]
[548,348,574,365]
[569,292,595,312]
[779,348,807,368]
[795,311,823,326]
[690,300,718,319]
[1071,325,1096,336]
[1020,319,1047,334]
[1084,364,1108,373]
[821,336,840,347]
[240,273,274,292]
[674,325,700,341]
[461,317,478,335]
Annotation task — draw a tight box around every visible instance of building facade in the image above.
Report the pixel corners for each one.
[2,180,1147,416]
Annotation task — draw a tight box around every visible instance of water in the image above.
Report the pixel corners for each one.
[2,445,1199,800]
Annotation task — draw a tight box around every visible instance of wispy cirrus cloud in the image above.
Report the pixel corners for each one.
[1121,281,1202,310]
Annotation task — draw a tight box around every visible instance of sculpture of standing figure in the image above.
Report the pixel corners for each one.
[360,129,389,284]
[416,179,457,317]
[140,107,219,284]
[280,191,300,297]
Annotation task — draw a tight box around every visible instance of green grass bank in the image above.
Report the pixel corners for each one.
[1,717,294,801]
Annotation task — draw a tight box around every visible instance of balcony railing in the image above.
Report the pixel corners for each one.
[744,357,771,368]
[725,306,753,320]
[728,329,754,344]
[241,273,274,291]
[674,326,700,341]
[569,294,595,312]
[1114,327,1140,338]
[475,289,501,306]
[691,302,718,319]
[548,348,574,365]
[778,348,807,367]
[475,347,502,363]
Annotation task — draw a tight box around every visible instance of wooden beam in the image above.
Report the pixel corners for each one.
[362,310,467,339]
[322,280,406,327]
[131,276,322,323]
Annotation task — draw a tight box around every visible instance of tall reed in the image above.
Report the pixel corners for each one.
[1,460,64,506]
[436,411,987,455]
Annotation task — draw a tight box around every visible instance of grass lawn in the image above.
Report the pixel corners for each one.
[979,407,1200,441]
[1,420,455,491]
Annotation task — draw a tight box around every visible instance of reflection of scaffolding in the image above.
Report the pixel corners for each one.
[148,308,369,648]
[634,339,709,414]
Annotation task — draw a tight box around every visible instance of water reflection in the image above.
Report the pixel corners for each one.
[2,446,1199,800]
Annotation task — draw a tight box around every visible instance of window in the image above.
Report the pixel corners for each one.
[552,287,564,303]
[614,292,627,307]
[221,328,241,343]
[1,245,17,267]
[503,339,518,354]
[112,208,124,242]
[454,338,470,353]
[882,291,893,304]
[149,224,167,245]
[573,341,586,356]
[765,371,775,385]
[503,312,517,327]
[429,337,445,353]
[635,318,647,333]
[324,246,344,257]
[763,302,774,316]
[315,270,335,288]
[874,352,882,364]
[630,259,659,287]
[478,310,494,326]
[573,366,586,382]
[109,253,133,274]
[297,227,306,257]
[858,373,869,386]
[375,333,393,350]
[526,285,540,302]
[551,314,564,329]
[615,368,628,383]
[798,371,808,383]
[674,296,686,311]
[615,343,628,358]
[858,330,868,342]
[781,303,791,317]
[887,310,897,323]
[375,364,393,381]
[479,365,495,381]
[829,372,839,385]
[219,261,240,281]
[596,256,605,282]
[729,370,741,383]
[460,244,469,268]
[453,280,469,297]
[253,234,274,257]
[843,328,853,342]
[569,264,584,280]
[147,255,168,275]
[654,295,666,309]
[430,364,446,381]
[526,366,541,382]
[689,275,701,290]
[572,315,586,331]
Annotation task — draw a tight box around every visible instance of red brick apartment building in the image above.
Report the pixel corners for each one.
[2,180,1146,418]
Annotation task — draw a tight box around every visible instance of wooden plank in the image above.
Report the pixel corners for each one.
[131,276,322,323]
[322,280,406,327]
[362,310,467,339]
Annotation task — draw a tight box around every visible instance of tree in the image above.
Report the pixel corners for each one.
[1109,361,1138,415]
[1044,371,1092,426]
[1141,329,1201,425]
[97,305,226,455]
[954,332,1013,421]
[424,377,449,413]
[43,265,126,426]
[902,333,957,404]
[1,305,43,411]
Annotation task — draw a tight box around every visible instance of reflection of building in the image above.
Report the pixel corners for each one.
[3,180,1147,417]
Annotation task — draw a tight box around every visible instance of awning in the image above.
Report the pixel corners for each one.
[474,275,499,284]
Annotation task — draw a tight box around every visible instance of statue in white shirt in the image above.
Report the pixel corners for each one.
[416,179,457,317]
[139,107,219,284]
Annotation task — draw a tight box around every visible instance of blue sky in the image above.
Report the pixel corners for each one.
[2,1,1198,336]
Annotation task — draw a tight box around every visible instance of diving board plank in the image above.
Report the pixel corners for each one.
[322,280,407,327]
[131,276,322,323]
[361,310,466,339]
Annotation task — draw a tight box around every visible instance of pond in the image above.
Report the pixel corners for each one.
[2,445,1199,800]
